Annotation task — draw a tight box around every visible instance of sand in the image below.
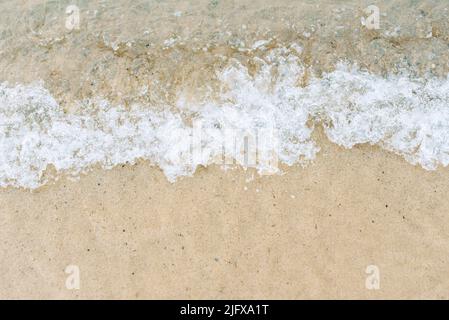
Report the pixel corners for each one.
[2,131,449,299]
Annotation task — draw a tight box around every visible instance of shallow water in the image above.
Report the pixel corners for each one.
[1,0,449,188]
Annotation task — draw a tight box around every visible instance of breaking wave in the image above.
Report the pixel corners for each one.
[2,47,449,189]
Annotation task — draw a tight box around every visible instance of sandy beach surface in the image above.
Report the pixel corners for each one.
[2,132,449,299]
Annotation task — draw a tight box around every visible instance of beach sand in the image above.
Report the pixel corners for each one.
[2,131,449,299]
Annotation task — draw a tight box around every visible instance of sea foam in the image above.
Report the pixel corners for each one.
[1,50,449,189]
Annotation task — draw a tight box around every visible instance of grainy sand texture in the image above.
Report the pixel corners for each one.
[3,136,449,299]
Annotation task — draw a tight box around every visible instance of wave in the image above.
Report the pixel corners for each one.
[1,46,449,189]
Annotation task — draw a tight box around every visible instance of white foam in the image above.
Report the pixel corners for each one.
[2,49,449,189]
[308,65,449,170]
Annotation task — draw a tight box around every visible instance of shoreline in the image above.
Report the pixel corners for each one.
[2,136,449,299]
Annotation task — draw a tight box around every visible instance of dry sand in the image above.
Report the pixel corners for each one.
[2,132,449,299]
